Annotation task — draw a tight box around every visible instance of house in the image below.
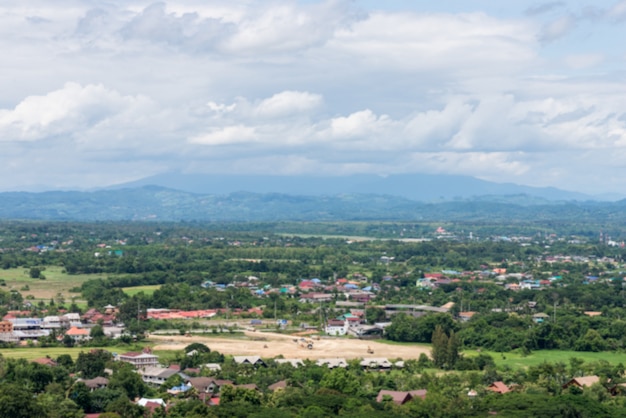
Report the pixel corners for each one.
[275,358,304,368]
[65,326,91,342]
[532,313,550,323]
[487,381,510,394]
[325,319,347,336]
[136,398,166,408]
[458,312,476,322]
[299,293,333,303]
[32,357,58,367]
[233,356,266,367]
[187,377,233,394]
[118,349,159,369]
[138,366,180,386]
[203,363,222,372]
[79,377,109,391]
[268,380,288,391]
[376,389,427,405]
[316,358,347,368]
[360,358,393,370]
[563,376,601,390]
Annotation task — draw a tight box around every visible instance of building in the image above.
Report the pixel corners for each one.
[65,326,91,342]
[139,366,181,386]
[325,319,347,336]
[563,376,600,390]
[233,356,266,367]
[487,381,510,394]
[118,350,159,369]
[376,389,427,405]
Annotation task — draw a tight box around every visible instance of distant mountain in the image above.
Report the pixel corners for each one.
[2,186,626,222]
[107,173,601,202]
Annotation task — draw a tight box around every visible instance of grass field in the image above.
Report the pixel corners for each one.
[377,340,626,368]
[466,349,626,368]
[122,285,161,296]
[0,344,150,361]
[0,266,102,304]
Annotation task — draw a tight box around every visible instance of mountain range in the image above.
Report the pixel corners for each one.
[0,173,624,222]
[108,173,604,202]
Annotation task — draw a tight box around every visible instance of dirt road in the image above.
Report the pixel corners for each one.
[150,331,430,360]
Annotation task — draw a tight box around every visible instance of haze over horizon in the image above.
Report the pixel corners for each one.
[1,1,626,195]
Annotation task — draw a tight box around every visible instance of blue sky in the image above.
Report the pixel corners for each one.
[0,0,625,195]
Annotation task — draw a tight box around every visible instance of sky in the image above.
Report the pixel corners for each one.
[1,0,626,195]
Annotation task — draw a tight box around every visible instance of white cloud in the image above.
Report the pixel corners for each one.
[0,1,626,194]
[0,82,151,142]
[189,125,257,145]
[254,91,322,118]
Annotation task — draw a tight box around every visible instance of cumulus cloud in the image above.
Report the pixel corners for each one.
[0,82,152,142]
[254,91,323,118]
[1,1,626,193]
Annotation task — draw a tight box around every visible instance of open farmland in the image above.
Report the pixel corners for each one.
[121,284,161,297]
[0,266,97,303]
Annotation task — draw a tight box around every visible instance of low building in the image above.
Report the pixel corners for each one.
[118,350,159,369]
[139,366,180,386]
[316,358,347,368]
[325,319,347,336]
[65,326,91,342]
[376,389,427,405]
[233,356,266,367]
[487,381,510,394]
[563,376,600,390]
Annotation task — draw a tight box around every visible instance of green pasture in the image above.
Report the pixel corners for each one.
[0,266,101,303]
[0,343,150,361]
[122,285,161,296]
[377,339,626,368]
[0,347,105,361]
[466,349,626,368]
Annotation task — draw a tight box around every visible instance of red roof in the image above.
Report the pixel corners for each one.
[487,381,510,394]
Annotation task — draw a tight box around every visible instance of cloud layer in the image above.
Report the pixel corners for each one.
[0,0,625,195]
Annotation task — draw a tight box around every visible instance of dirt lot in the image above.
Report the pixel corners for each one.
[150,331,430,360]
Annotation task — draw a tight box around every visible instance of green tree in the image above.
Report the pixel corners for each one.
[0,384,45,418]
[431,325,449,368]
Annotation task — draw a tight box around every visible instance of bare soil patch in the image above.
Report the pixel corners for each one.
[150,331,429,360]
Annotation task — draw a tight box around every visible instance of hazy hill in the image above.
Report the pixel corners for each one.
[1,186,626,222]
[108,173,598,202]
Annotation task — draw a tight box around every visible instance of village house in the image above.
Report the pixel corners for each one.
[275,358,304,368]
[487,381,511,394]
[78,377,109,391]
[325,319,347,336]
[65,326,91,342]
[139,366,182,386]
[316,358,348,368]
[360,358,393,371]
[563,376,601,390]
[376,389,427,405]
[233,356,266,367]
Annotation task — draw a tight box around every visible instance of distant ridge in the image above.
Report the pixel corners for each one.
[108,172,598,202]
[1,186,626,222]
